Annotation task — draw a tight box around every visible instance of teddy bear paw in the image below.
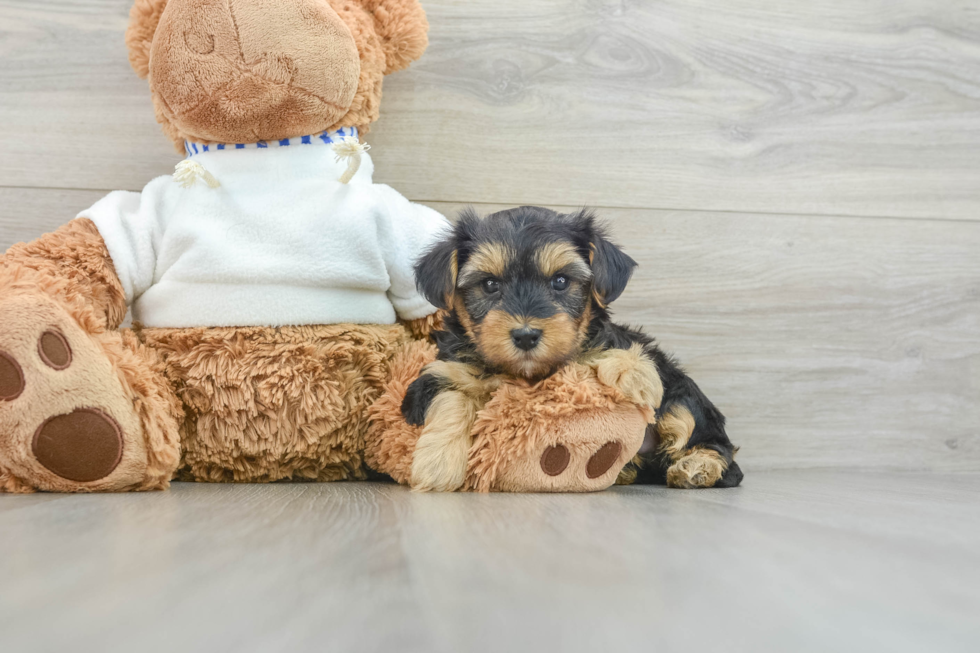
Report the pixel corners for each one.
[0,292,155,492]
[481,404,649,493]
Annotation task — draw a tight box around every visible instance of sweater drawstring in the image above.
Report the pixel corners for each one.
[332,137,371,184]
[174,160,221,189]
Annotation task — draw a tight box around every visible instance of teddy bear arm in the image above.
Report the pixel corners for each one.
[369,343,646,493]
[2,218,127,332]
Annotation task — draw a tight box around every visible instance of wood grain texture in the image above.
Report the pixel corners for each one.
[3,188,978,472]
[0,187,106,250]
[0,473,978,653]
[1,1,980,219]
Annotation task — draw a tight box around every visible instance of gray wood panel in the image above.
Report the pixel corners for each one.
[1,473,978,653]
[0,187,106,249]
[1,1,980,219]
[3,188,979,472]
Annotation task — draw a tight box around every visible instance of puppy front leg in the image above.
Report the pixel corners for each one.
[410,390,482,492]
[586,344,664,420]
[404,361,499,492]
[402,373,449,427]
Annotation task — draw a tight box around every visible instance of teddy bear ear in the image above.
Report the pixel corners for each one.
[125,0,169,79]
[362,0,430,74]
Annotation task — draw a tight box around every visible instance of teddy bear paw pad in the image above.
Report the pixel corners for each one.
[586,441,623,479]
[0,351,25,401]
[539,440,624,480]
[38,330,72,369]
[540,444,570,476]
[32,408,123,483]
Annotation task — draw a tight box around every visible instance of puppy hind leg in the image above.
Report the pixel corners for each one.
[666,447,728,489]
[658,395,740,489]
[630,399,741,489]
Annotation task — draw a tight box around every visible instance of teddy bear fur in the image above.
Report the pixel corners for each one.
[0,0,648,494]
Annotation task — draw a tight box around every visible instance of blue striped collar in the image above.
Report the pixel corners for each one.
[184,126,358,158]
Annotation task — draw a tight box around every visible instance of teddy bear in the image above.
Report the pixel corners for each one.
[0,0,650,494]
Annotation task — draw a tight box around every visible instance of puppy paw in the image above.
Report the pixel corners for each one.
[666,448,727,489]
[410,437,469,492]
[591,345,663,415]
[409,390,479,492]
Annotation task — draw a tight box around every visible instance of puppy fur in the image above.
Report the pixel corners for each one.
[402,206,743,490]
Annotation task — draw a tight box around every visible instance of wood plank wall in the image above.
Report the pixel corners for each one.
[1,1,978,471]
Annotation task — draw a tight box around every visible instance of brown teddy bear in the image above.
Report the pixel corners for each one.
[0,0,648,494]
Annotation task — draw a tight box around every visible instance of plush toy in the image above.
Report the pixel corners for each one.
[0,0,648,494]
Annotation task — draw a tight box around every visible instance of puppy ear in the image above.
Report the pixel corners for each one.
[414,238,458,311]
[589,234,637,307]
[126,0,169,79]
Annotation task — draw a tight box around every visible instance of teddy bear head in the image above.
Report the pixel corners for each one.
[125,0,429,151]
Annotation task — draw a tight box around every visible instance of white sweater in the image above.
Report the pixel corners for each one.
[79,129,449,328]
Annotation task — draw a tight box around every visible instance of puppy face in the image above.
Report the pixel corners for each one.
[455,238,593,379]
[416,207,637,379]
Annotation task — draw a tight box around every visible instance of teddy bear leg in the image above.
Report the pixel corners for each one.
[139,323,415,484]
[1,218,182,492]
[368,344,653,493]
[0,297,181,493]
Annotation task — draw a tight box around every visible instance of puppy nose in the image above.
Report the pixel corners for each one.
[511,327,543,351]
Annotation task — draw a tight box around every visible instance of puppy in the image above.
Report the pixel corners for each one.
[402,206,743,492]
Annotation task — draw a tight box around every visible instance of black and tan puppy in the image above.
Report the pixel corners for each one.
[402,206,743,492]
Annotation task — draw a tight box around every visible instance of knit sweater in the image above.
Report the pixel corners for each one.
[79,128,449,328]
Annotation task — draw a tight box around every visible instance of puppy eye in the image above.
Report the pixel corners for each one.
[482,278,501,294]
[551,275,569,291]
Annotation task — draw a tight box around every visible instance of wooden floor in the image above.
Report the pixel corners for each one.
[0,471,978,653]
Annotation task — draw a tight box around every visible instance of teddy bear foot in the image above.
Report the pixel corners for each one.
[480,404,648,493]
[0,291,180,492]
